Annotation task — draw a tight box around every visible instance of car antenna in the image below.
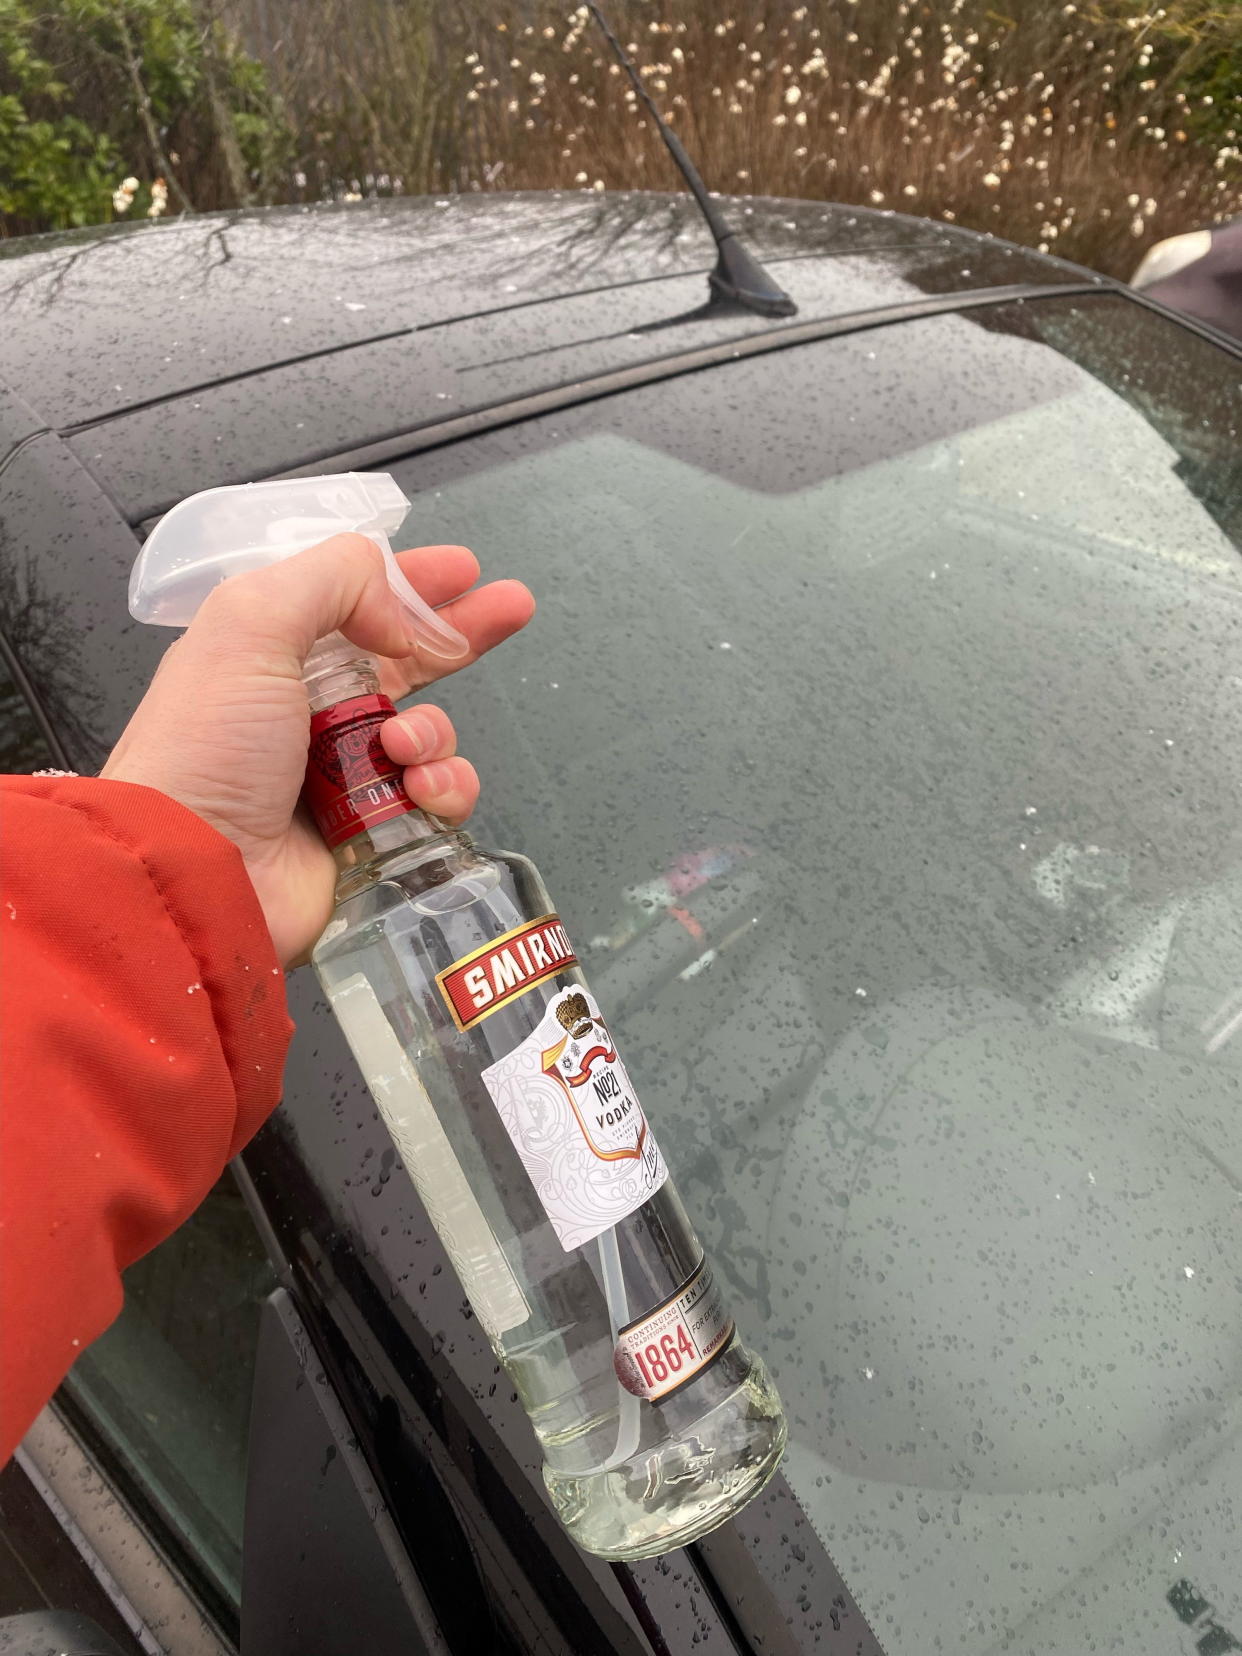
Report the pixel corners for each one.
[585,3,797,318]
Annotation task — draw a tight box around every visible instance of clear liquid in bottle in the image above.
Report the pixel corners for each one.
[308,656,785,1560]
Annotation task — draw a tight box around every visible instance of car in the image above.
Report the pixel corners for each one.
[1,186,1240,1656]
[1132,216,1242,342]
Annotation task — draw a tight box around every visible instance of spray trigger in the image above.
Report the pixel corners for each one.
[129,471,470,661]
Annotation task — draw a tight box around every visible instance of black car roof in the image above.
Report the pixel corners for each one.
[0,191,1101,442]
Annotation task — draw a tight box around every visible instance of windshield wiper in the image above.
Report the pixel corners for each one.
[587,3,797,320]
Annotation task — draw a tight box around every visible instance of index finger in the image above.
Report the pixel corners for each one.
[377,578,536,701]
[392,544,481,608]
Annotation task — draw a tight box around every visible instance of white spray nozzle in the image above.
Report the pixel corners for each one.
[128,472,470,661]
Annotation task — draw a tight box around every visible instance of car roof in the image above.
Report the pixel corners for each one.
[0,191,1104,513]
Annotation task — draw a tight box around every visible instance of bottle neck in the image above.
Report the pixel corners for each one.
[302,650,456,880]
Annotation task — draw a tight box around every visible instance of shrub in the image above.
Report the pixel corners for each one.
[0,0,121,229]
[0,0,288,236]
[4,0,1238,277]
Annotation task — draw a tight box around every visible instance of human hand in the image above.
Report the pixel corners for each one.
[102,534,535,966]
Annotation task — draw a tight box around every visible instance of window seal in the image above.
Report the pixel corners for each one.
[1114,282,1242,362]
[267,281,1111,476]
[18,1403,235,1656]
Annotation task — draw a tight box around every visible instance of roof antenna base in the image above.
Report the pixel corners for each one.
[710,234,798,317]
[587,3,797,321]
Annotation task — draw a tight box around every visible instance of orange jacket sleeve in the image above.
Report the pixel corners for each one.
[0,776,294,1460]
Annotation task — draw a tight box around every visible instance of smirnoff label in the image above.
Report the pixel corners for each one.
[480,985,668,1251]
[436,913,578,1031]
[613,1259,734,1403]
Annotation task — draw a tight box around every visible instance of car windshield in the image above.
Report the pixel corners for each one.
[389,294,1242,1655]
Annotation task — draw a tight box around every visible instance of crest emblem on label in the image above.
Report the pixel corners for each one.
[481,985,668,1251]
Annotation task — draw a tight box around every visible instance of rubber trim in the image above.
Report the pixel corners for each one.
[0,425,51,479]
[53,239,1070,443]
[1112,281,1242,360]
[272,280,1103,474]
[132,279,1106,526]
[49,1386,240,1647]
[271,281,1106,480]
[61,328,414,438]
[17,1406,232,1656]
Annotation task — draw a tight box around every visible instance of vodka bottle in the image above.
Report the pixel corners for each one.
[130,473,786,1560]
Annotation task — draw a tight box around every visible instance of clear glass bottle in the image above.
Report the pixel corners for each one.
[306,653,786,1561]
[127,466,785,1561]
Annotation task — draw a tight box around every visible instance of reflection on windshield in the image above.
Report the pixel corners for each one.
[394,298,1242,1656]
[589,844,757,975]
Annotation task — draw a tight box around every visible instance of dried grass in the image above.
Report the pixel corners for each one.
[235,0,1240,278]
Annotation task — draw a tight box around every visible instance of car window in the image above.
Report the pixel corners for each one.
[0,647,57,772]
[386,295,1242,1656]
[61,1173,276,1621]
[0,555,277,1620]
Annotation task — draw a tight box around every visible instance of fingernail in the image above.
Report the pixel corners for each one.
[414,759,456,797]
[396,712,438,758]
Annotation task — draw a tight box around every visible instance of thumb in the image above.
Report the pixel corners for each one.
[190,532,414,671]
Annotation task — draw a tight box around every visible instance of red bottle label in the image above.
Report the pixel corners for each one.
[613,1259,734,1403]
[304,694,416,848]
[435,913,579,1031]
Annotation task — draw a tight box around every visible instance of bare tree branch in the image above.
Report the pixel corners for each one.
[192,0,254,207]
[113,8,196,213]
